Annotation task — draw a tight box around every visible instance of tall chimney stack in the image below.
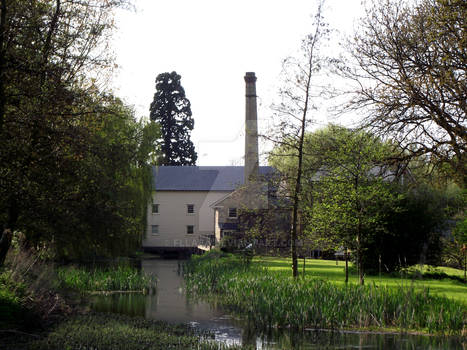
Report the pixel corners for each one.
[244,72,259,184]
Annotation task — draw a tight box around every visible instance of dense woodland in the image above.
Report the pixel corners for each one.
[0,0,159,263]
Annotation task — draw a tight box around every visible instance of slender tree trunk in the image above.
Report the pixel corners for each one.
[277,1,323,278]
[464,246,466,283]
[303,256,306,276]
[355,174,364,286]
[345,247,349,284]
[359,260,364,285]
[290,67,309,278]
[291,190,300,277]
[357,229,364,285]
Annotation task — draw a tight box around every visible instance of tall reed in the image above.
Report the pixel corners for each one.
[57,264,156,292]
[185,252,466,336]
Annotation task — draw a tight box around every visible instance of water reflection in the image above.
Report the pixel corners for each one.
[91,259,465,350]
[92,293,146,317]
[249,329,466,350]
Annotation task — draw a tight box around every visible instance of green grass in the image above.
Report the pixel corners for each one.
[257,257,467,304]
[57,264,156,293]
[22,313,250,350]
[185,251,467,336]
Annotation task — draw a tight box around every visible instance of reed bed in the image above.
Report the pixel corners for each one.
[184,252,467,336]
[57,264,156,292]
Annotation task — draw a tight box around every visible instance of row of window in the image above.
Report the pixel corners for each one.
[151,225,194,235]
[151,204,238,218]
[151,204,194,214]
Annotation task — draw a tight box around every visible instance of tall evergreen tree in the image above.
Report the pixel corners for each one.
[150,71,197,165]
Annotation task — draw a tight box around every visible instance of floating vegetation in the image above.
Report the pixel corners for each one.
[25,313,251,350]
[185,252,467,336]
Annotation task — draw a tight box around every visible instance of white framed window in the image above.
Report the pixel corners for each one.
[151,204,159,214]
[186,225,194,234]
[187,204,194,214]
[151,225,159,235]
[228,207,237,218]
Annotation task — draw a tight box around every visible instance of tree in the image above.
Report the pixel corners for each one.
[307,126,401,285]
[442,189,467,281]
[453,218,467,282]
[342,0,467,185]
[0,0,160,264]
[149,71,197,165]
[365,184,450,273]
[267,0,330,277]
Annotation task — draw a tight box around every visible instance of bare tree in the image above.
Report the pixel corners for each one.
[267,0,331,277]
[341,0,467,185]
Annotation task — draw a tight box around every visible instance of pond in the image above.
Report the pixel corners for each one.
[91,258,465,349]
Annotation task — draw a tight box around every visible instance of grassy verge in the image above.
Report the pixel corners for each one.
[185,251,467,336]
[9,313,250,350]
[57,264,156,293]
[259,257,467,303]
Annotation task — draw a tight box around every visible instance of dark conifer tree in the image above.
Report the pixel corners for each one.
[149,71,197,165]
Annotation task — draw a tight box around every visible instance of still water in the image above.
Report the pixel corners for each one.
[92,259,465,349]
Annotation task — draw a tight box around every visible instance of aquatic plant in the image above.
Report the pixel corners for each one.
[24,312,251,350]
[57,264,156,292]
[185,253,467,336]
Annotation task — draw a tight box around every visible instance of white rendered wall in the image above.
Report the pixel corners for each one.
[143,190,230,248]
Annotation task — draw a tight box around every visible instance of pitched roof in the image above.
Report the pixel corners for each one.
[152,166,275,191]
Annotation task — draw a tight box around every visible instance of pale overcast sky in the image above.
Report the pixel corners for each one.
[111,0,363,166]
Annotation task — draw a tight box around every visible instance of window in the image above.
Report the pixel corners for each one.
[228,207,237,218]
[187,204,194,214]
[151,204,159,214]
[151,225,159,235]
[186,225,194,234]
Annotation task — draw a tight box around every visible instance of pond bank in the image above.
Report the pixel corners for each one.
[184,251,467,337]
[90,256,465,349]
[3,252,465,349]
[1,255,245,349]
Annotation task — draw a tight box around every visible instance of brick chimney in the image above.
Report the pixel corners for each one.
[244,72,259,184]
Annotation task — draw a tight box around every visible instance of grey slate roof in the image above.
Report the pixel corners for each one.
[152,166,275,191]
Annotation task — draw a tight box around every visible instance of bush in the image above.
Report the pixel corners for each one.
[362,185,454,273]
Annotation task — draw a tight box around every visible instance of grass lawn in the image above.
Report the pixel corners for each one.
[255,257,467,304]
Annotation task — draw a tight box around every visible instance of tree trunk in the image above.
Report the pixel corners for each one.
[291,218,298,277]
[357,231,364,285]
[464,246,466,283]
[0,0,7,132]
[359,259,364,285]
[0,199,18,266]
[345,247,349,284]
[0,229,12,266]
[303,256,306,276]
[291,101,307,278]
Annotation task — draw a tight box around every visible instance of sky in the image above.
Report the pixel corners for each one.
[111,0,364,166]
